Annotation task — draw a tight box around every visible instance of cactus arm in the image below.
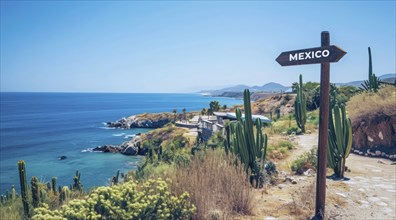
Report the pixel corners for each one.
[18,160,30,218]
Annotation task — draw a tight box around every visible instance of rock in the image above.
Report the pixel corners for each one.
[365,153,368,156]
[381,152,386,157]
[353,150,360,154]
[122,146,138,156]
[377,160,386,164]
[359,151,364,155]
[93,145,122,153]
[59,156,67,160]
[375,150,382,156]
[303,168,314,176]
[107,113,175,129]
[285,176,297,184]
[277,184,287,189]
[306,130,312,134]
[378,131,384,140]
[352,114,396,157]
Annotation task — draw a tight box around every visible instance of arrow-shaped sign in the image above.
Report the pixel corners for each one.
[276,45,346,66]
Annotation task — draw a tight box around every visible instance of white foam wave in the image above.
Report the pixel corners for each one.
[113,133,126,137]
[81,148,94,153]
[99,126,116,130]
[124,134,136,139]
[81,148,102,153]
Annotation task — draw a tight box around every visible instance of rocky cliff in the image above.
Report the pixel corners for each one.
[107,112,198,129]
[94,125,190,156]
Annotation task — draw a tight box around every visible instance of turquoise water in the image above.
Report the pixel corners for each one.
[0,92,241,193]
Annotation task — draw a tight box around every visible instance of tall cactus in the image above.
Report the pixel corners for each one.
[111,170,120,186]
[31,176,40,208]
[18,160,30,218]
[327,103,352,179]
[72,170,82,191]
[226,89,268,188]
[295,74,307,133]
[60,186,70,203]
[51,177,57,195]
[361,47,380,92]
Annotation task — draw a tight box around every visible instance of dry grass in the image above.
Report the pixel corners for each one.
[286,179,316,219]
[347,85,396,123]
[169,149,254,219]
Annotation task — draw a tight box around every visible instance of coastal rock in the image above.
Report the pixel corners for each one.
[122,146,138,156]
[93,145,122,153]
[107,113,177,129]
[59,156,67,160]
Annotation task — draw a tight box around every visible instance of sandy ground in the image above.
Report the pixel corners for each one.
[250,133,396,220]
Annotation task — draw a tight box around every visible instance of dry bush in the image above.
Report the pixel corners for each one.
[347,85,396,122]
[169,149,254,219]
[286,180,316,219]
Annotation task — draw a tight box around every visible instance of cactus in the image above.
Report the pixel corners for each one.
[11,185,16,200]
[31,176,40,208]
[226,89,268,188]
[18,160,30,218]
[327,103,352,179]
[111,170,120,186]
[72,170,82,191]
[275,108,281,120]
[60,186,70,203]
[294,74,307,133]
[52,177,57,195]
[361,47,380,92]
[40,188,48,203]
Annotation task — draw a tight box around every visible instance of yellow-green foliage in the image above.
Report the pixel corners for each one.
[141,124,189,150]
[267,139,294,160]
[32,178,195,220]
[347,85,396,123]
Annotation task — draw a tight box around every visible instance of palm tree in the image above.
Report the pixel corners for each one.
[222,104,227,111]
[182,108,187,122]
[209,101,220,114]
[201,108,207,116]
[172,109,177,122]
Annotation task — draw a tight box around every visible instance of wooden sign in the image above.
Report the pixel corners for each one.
[276,32,346,220]
[276,45,346,66]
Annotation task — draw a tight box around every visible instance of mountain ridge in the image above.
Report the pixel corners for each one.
[199,73,395,95]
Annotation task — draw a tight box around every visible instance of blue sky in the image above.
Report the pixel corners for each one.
[1,1,395,93]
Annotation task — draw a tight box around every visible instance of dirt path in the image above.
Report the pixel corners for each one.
[251,133,396,220]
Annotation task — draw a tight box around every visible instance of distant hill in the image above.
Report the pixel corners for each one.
[379,73,395,80]
[199,82,290,96]
[337,73,395,87]
[199,73,395,97]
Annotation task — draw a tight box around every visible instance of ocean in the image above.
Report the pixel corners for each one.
[0,92,241,194]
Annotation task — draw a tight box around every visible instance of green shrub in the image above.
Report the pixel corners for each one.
[32,178,195,220]
[287,126,299,135]
[291,148,317,175]
[277,140,294,150]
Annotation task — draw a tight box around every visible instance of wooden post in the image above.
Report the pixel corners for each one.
[315,31,330,219]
